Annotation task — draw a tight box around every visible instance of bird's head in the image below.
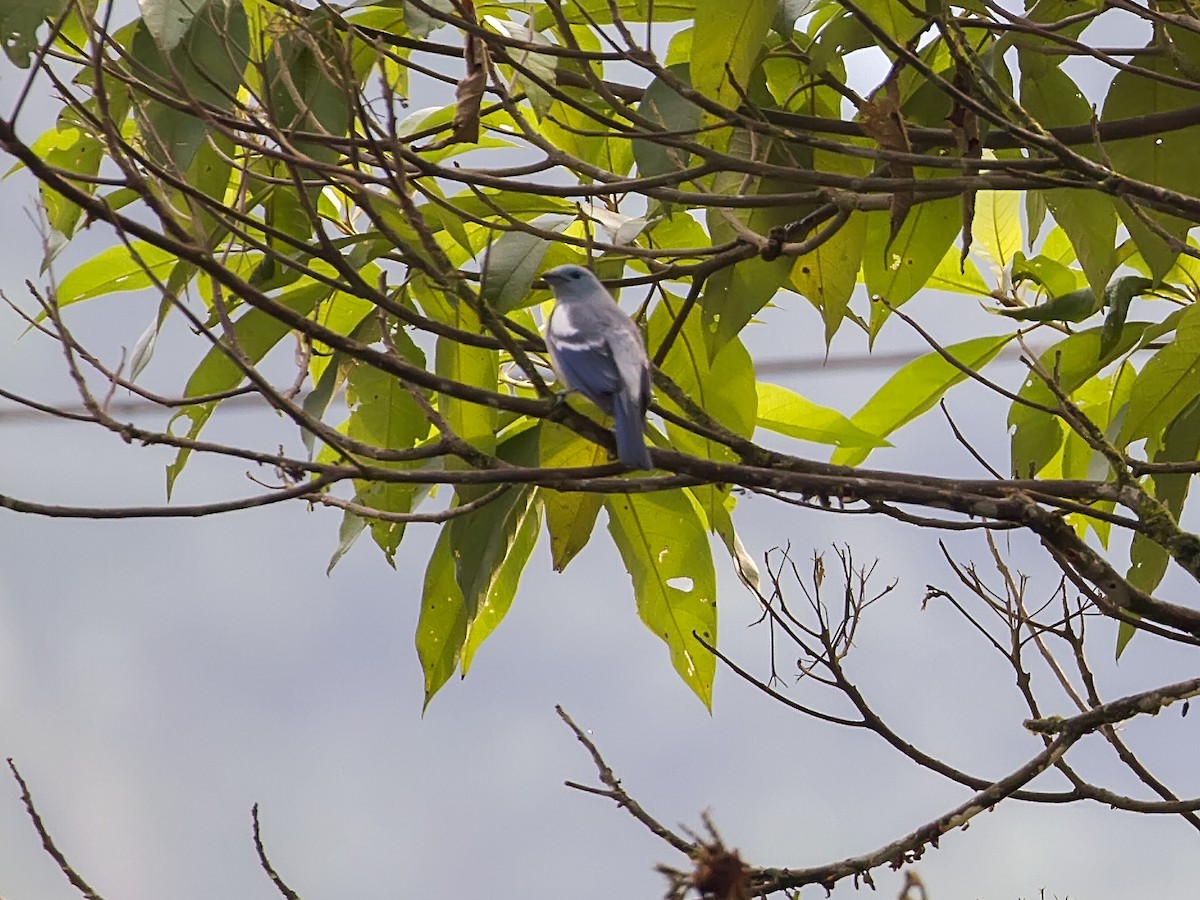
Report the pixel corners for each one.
[541,264,605,303]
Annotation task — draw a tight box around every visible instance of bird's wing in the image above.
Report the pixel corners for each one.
[547,304,620,412]
[605,325,650,415]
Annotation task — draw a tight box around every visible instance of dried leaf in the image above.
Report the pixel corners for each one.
[949,64,981,270]
[860,77,913,255]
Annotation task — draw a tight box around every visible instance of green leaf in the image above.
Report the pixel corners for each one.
[416,526,468,709]
[326,509,368,575]
[265,15,354,169]
[165,280,330,494]
[1009,324,1149,477]
[606,489,718,708]
[402,0,454,38]
[1102,47,1200,282]
[789,132,870,344]
[864,195,962,337]
[650,291,755,527]
[926,243,991,296]
[138,0,206,50]
[416,483,541,707]
[433,304,499,456]
[1119,303,1200,448]
[652,292,758,449]
[1010,251,1082,299]
[790,213,868,345]
[856,0,927,46]
[690,0,775,111]
[1099,276,1157,358]
[774,0,818,36]
[1056,365,1132,543]
[1020,65,1117,295]
[460,487,541,674]
[996,286,1102,322]
[539,421,608,572]
[833,334,1013,467]
[57,241,178,305]
[1127,395,1200,596]
[532,0,698,29]
[480,214,574,311]
[130,0,249,172]
[633,65,703,178]
[339,320,433,565]
[1026,190,1048,246]
[701,251,794,359]
[756,383,889,449]
[973,185,1023,275]
[0,0,70,67]
[395,105,516,163]
[28,105,123,240]
[702,162,804,358]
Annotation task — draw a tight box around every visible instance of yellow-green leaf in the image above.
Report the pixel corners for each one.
[757,383,889,449]
[833,334,1013,467]
[690,0,775,111]
[606,490,718,708]
[539,421,607,572]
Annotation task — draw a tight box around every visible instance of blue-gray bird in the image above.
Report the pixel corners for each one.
[542,264,652,470]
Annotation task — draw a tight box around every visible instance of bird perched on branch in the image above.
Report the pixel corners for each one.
[542,264,652,470]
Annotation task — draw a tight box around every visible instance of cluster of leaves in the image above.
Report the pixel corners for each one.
[5,0,1200,710]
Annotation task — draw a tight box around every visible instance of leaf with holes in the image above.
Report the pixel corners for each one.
[606,489,718,709]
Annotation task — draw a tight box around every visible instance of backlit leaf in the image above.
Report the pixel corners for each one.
[833,334,1012,467]
[606,489,717,708]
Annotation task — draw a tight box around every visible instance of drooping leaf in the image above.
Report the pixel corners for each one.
[633,65,704,178]
[1009,324,1150,478]
[1127,395,1200,596]
[460,487,541,674]
[344,345,431,558]
[1102,46,1200,283]
[651,291,756,527]
[1119,303,1200,449]
[864,195,962,338]
[432,301,500,456]
[702,160,806,358]
[0,0,71,66]
[538,421,608,572]
[138,0,207,50]
[789,125,871,344]
[417,484,541,706]
[326,509,368,576]
[606,489,718,708]
[652,292,758,449]
[690,0,775,112]
[1020,65,1117,295]
[973,185,1022,276]
[416,526,468,709]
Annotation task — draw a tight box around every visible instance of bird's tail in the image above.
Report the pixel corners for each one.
[613,392,652,470]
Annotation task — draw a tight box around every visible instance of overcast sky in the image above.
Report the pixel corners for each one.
[1,9,1197,900]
